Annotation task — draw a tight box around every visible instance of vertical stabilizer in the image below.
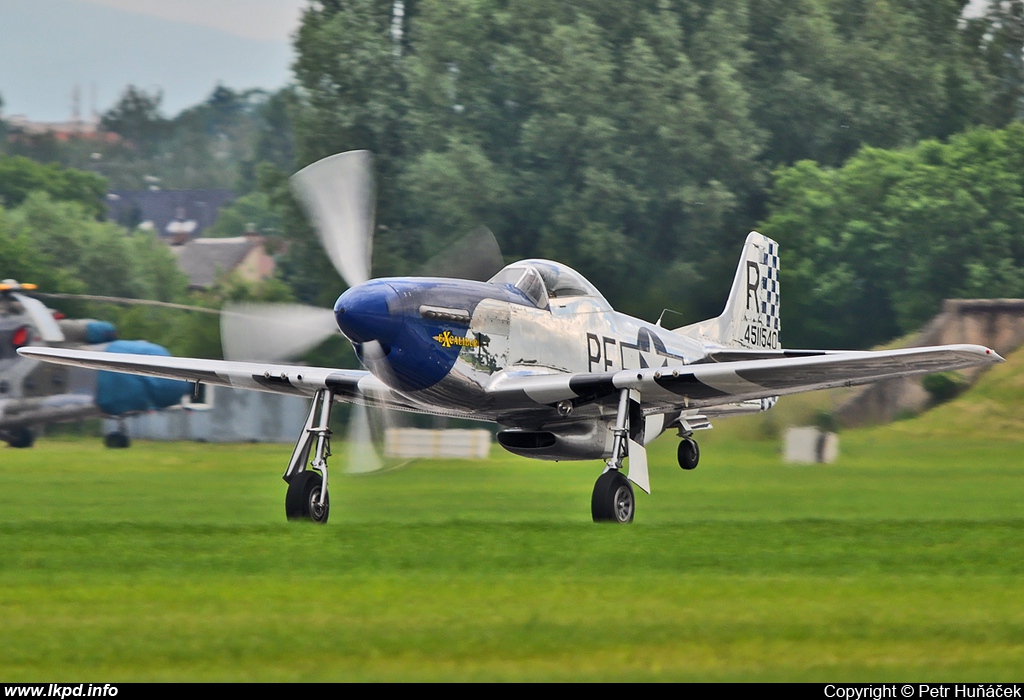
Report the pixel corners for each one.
[674,231,780,349]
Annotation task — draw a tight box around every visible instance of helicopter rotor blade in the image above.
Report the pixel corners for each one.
[33,292,222,315]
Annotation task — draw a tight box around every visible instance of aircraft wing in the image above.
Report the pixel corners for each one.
[487,344,1002,411]
[16,347,417,412]
[21,343,1003,420]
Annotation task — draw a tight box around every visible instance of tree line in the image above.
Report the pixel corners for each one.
[2,0,1024,353]
[278,0,1024,330]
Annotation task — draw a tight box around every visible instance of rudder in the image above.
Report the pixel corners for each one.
[674,231,780,349]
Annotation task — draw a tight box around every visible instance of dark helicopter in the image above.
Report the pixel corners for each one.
[0,279,190,448]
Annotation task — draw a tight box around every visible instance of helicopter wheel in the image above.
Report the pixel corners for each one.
[104,432,131,449]
[6,428,35,449]
[591,469,635,523]
[285,470,330,524]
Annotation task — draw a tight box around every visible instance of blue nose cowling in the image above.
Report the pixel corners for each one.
[334,280,401,345]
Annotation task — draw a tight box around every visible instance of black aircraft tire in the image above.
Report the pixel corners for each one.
[677,438,699,470]
[6,428,35,449]
[285,471,330,524]
[591,470,635,524]
[104,432,131,449]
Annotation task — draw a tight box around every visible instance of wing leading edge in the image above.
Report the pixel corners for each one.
[15,346,421,412]
[20,343,1003,418]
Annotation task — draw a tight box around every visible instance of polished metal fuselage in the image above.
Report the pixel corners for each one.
[367,284,710,427]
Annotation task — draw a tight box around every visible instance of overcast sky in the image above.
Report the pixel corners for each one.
[1,1,997,122]
[1,0,307,121]
[79,0,308,42]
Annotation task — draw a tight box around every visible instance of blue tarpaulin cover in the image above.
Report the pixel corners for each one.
[96,340,189,415]
[85,321,117,344]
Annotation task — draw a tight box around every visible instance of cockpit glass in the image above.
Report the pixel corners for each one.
[489,265,549,307]
[514,267,548,308]
[526,261,603,298]
[489,259,608,308]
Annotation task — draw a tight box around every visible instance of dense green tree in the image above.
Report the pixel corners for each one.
[99,85,169,155]
[205,192,282,238]
[0,191,296,357]
[761,123,1024,349]
[0,156,106,218]
[19,84,293,192]
[0,91,6,151]
[288,0,770,316]
[745,0,995,170]
[1,192,186,302]
[968,0,1024,124]
[292,0,405,165]
[286,0,1009,323]
[238,87,299,193]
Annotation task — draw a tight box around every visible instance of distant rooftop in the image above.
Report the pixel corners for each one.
[6,114,99,134]
[106,189,235,242]
[173,236,274,289]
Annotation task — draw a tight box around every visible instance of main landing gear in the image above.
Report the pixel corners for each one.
[283,389,335,524]
[591,388,642,524]
[591,469,634,523]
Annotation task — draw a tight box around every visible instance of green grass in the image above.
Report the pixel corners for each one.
[2,350,1024,680]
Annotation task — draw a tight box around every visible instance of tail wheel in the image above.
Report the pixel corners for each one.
[677,438,699,470]
[591,470,635,523]
[285,470,330,524]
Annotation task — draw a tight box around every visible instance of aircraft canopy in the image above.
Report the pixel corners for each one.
[489,259,608,308]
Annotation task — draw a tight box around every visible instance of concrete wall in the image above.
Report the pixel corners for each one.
[836,299,1024,427]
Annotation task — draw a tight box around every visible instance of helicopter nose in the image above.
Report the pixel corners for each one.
[334,280,401,344]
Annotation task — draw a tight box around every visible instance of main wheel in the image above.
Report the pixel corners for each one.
[285,470,330,524]
[677,437,699,470]
[104,432,131,449]
[591,470,635,523]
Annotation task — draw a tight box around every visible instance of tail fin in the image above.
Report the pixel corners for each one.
[674,231,780,349]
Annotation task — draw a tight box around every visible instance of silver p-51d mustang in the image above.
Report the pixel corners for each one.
[20,152,1002,524]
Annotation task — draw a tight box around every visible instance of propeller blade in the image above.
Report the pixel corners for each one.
[220,303,338,362]
[291,151,376,288]
[344,339,409,474]
[359,338,395,383]
[420,226,505,281]
[346,402,385,474]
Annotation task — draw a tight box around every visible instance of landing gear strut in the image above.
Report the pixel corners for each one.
[591,388,643,523]
[677,437,699,470]
[283,389,334,524]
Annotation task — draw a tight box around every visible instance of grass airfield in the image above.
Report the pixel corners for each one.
[2,353,1024,681]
